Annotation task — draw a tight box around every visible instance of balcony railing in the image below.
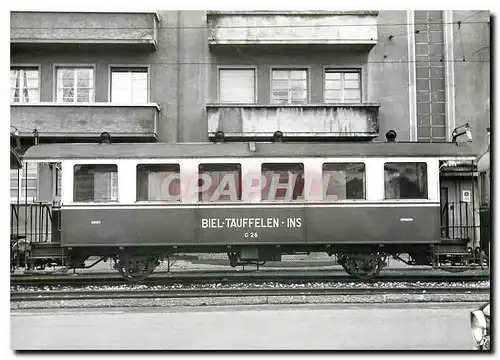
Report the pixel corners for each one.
[207,103,380,139]
[11,103,160,139]
[207,11,378,46]
[11,11,159,50]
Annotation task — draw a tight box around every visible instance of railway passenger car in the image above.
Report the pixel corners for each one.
[14,139,486,280]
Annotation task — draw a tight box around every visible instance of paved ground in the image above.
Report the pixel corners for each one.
[11,302,480,350]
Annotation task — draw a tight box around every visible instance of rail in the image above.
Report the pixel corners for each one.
[441,201,479,240]
[10,268,490,287]
[10,204,20,242]
[29,202,52,243]
[10,202,53,271]
[10,202,53,243]
[11,284,491,302]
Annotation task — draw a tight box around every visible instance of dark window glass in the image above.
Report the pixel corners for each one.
[384,163,428,199]
[323,163,365,200]
[480,171,489,205]
[55,164,62,197]
[199,164,241,202]
[74,164,117,202]
[261,163,304,201]
[136,164,180,202]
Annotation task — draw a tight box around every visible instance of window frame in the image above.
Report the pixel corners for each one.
[270,67,310,104]
[383,162,428,200]
[108,65,150,103]
[73,163,119,203]
[217,66,257,104]
[198,163,242,202]
[10,64,41,103]
[260,162,305,202]
[323,68,362,104]
[136,163,181,203]
[53,64,96,103]
[322,162,366,201]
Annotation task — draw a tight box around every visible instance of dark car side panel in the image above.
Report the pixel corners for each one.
[60,204,440,247]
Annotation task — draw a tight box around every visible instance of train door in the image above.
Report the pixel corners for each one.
[439,163,479,250]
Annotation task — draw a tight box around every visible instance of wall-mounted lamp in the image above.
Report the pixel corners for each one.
[451,123,472,144]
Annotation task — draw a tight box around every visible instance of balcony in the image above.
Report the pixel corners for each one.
[10,11,159,50]
[207,11,378,47]
[206,104,380,140]
[11,103,160,139]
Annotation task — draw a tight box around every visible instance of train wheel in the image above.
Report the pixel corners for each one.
[114,257,160,282]
[338,252,387,280]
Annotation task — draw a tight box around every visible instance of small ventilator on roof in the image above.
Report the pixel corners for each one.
[99,132,111,144]
[385,130,397,142]
[214,130,225,144]
[273,130,284,143]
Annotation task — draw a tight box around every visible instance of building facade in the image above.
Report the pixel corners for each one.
[10,10,490,205]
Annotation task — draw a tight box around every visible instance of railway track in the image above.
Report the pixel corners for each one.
[11,285,490,302]
[10,268,490,287]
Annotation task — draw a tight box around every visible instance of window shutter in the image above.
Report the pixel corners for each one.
[219,69,255,103]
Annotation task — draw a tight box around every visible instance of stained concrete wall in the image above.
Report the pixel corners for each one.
[367,10,411,141]
[451,11,490,155]
[11,11,181,143]
[11,12,157,44]
[10,10,490,152]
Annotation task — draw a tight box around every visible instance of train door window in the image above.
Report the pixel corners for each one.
[480,171,489,205]
[384,162,428,199]
[261,163,304,201]
[323,163,365,200]
[51,163,62,199]
[56,165,62,197]
[136,164,181,202]
[73,164,118,202]
[199,164,241,202]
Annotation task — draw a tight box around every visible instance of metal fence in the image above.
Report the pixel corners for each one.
[440,201,479,241]
[10,202,53,244]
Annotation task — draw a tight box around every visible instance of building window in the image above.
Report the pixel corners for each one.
[73,164,118,202]
[261,163,304,201]
[56,67,94,103]
[10,162,38,201]
[219,69,256,103]
[324,70,361,103]
[10,67,39,103]
[199,164,241,202]
[136,164,180,202]
[323,163,365,200]
[384,163,428,199]
[271,69,308,104]
[111,68,148,103]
